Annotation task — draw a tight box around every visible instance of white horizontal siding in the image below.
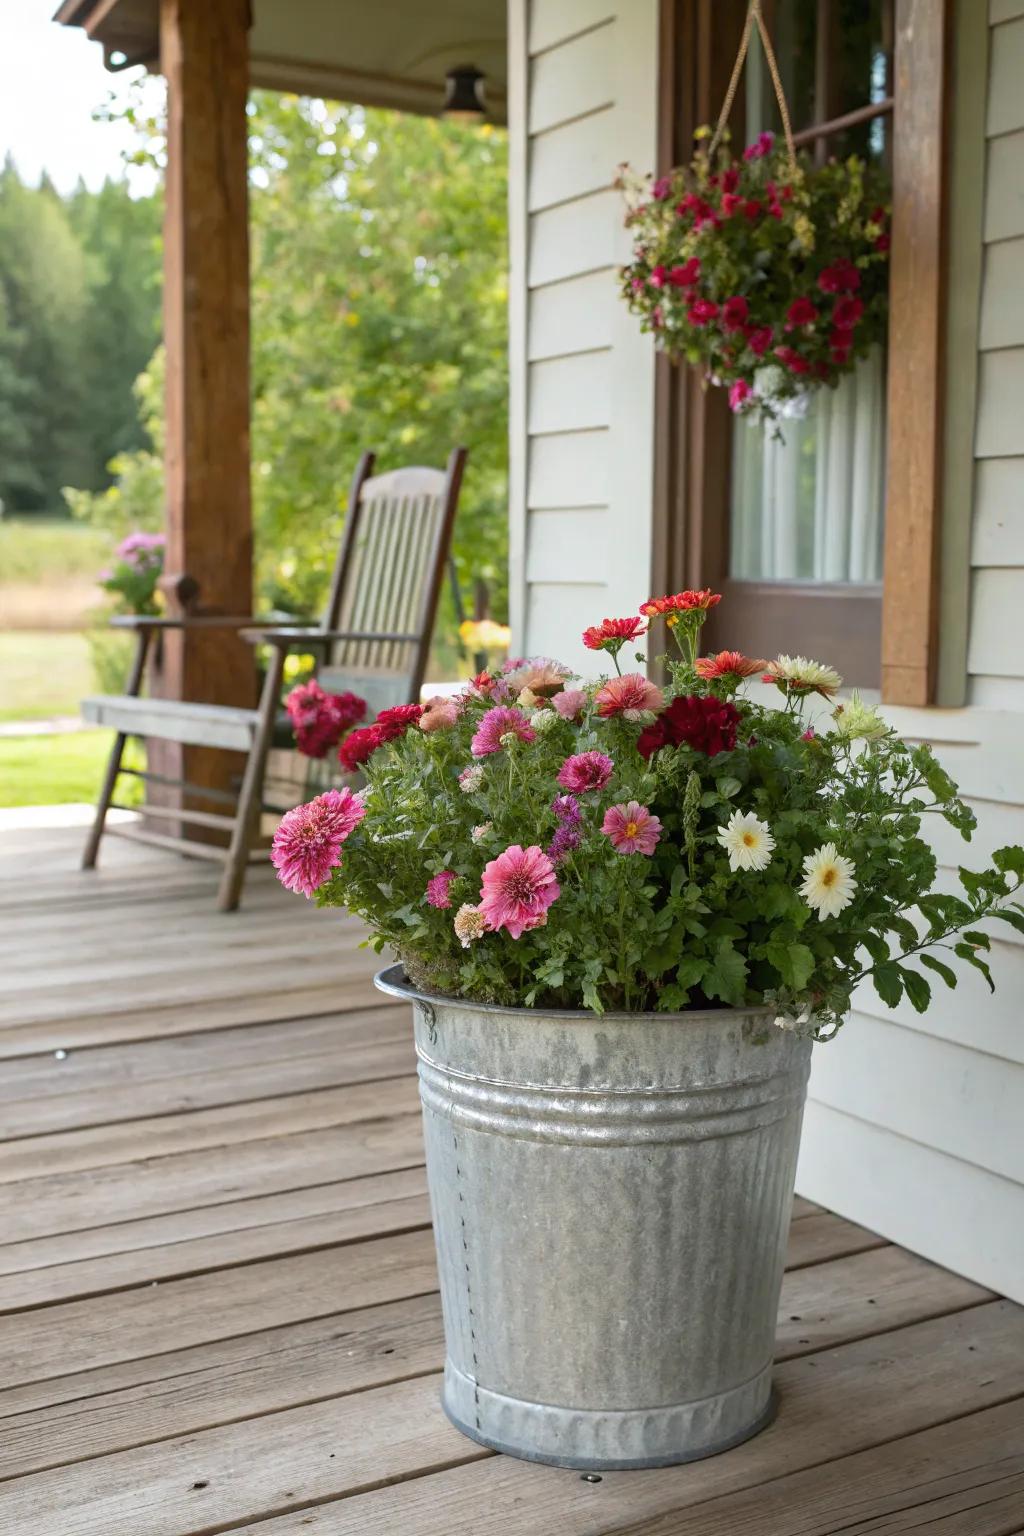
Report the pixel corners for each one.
[971,456,1024,562]
[527,270,615,360]
[978,238,1024,348]
[796,1102,1024,1303]
[987,15,1024,135]
[992,0,1024,24]
[968,569,1024,674]
[527,350,612,434]
[511,0,657,668]
[528,0,616,58]
[983,128,1024,240]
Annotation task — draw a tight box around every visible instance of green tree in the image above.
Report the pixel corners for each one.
[0,159,90,511]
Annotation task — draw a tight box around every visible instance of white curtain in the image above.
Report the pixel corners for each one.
[730,348,886,583]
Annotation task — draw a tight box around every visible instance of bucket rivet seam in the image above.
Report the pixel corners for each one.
[452,1129,481,1432]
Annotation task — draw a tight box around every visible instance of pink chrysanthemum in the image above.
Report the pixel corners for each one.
[601,801,663,856]
[419,695,460,733]
[271,788,365,898]
[594,672,665,721]
[695,651,766,681]
[552,688,588,722]
[556,751,614,794]
[479,844,560,940]
[471,705,537,757]
[426,869,458,909]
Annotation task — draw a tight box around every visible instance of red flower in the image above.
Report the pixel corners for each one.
[652,176,672,201]
[641,589,721,621]
[729,379,753,412]
[583,615,647,651]
[638,695,740,760]
[721,166,740,194]
[743,131,775,161]
[375,703,424,741]
[688,299,719,326]
[832,296,864,329]
[695,650,765,680]
[784,297,818,331]
[818,260,861,294]
[667,258,700,287]
[875,232,891,253]
[742,199,763,222]
[720,192,744,217]
[746,325,774,357]
[649,265,667,288]
[470,669,495,695]
[829,327,855,351]
[338,725,385,772]
[721,295,749,332]
[775,345,810,375]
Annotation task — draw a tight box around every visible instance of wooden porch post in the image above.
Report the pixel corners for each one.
[155,0,254,810]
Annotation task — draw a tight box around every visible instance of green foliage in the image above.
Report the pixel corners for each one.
[0,161,160,514]
[307,607,1024,1032]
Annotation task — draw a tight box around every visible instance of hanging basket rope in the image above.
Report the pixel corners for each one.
[707,0,798,176]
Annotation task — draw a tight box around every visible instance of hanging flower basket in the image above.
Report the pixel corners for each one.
[618,1,890,426]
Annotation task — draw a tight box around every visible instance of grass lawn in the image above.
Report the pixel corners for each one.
[0,517,108,581]
[0,731,113,808]
[0,631,96,722]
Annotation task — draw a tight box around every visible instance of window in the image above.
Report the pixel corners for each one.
[653,0,948,699]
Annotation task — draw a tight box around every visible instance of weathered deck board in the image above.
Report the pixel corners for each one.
[0,825,1020,1536]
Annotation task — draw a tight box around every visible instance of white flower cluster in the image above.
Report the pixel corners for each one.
[716,810,858,920]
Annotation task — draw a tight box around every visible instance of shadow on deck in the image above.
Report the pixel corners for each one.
[0,821,1021,1534]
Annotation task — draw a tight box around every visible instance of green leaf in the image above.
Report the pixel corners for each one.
[993,845,1024,879]
[961,929,991,951]
[716,776,742,799]
[920,952,957,989]
[954,941,994,993]
[861,931,889,966]
[899,967,931,1014]
[674,954,707,993]
[702,939,748,1007]
[872,963,903,1009]
[990,908,1024,937]
[766,940,816,992]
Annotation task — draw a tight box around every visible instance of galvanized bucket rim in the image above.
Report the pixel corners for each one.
[374,962,774,1027]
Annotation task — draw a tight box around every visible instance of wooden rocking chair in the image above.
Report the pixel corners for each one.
[81,446,467,910]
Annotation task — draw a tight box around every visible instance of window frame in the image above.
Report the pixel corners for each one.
[652,0,950,701]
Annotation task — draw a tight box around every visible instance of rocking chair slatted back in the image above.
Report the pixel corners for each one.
[319,448,466,716]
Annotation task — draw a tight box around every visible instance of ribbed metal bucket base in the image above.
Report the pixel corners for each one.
[441,1360,778,1471]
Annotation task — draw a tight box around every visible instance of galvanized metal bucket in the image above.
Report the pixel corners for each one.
[375,963,812,1470]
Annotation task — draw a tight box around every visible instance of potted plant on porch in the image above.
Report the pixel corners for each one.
[271,592,1024,1470]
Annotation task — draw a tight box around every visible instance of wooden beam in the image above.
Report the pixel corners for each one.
[881,0,951,705]
[155,0,254,816]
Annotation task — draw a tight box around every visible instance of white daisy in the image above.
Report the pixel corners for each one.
[717,810,776,873]
[800,842,858,920]
[763,655,843,699]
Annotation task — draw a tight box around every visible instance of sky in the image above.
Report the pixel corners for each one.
[0,0,157,193]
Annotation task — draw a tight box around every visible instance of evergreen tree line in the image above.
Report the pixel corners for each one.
[0,157,162,516]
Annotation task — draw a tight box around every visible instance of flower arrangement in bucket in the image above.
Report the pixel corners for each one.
[98,531,165,616]
[618,0,889,425]
[271,589,1024,1471]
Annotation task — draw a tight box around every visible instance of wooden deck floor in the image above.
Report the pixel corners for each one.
[1,822,1022,1535]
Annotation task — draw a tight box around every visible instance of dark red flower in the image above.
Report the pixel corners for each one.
[375,703,424,741]
[818,260,861,294]
[829,327,855,351]
[746,325,774,357]
[784,297,818,331]
[649,265,667,288]
[875,232,891,253]
[667,258,701,287]
[720,192,744,217]
[775,345,811,375]
[721,295,749,332]
[832,296,864,329]
[638,695,740,760]
[338,725,385,772]
[688,299,720,326]
[721,166,740,194]
[652,175,672,201]
[742,199,763,222]
[743,131,775,161]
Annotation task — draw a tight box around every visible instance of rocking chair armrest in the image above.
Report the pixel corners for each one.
[245,626,421,648]
[108,614,285,632]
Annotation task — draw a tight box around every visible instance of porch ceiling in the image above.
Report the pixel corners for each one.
[54,0,508,122]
